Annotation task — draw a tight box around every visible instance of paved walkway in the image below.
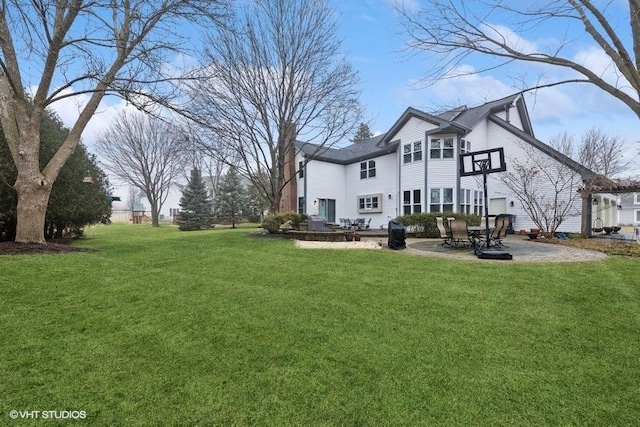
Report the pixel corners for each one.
[364,235,608,263]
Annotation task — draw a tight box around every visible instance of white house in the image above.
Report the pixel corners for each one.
[292,93,605,234]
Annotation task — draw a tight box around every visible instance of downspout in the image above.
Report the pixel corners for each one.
[424,136,428,213]
[455,135,461,212]
[303,156,307,214]
[398,144,402,219]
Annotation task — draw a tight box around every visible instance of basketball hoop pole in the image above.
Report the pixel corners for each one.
[460,147,512,259]
[475,159,492,248]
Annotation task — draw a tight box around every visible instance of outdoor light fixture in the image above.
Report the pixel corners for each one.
[388,194,392,199]
[509,201,514,207]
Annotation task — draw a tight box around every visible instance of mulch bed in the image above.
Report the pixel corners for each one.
[0,239,96,256]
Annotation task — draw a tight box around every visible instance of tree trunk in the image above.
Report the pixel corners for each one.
[14,175,53,243]
[150,199,160,227]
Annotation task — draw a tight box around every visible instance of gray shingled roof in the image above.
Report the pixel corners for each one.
[296,134,395,164]
[440,93,521,129]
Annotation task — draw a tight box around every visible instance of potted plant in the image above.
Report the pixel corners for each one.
[354,233,361,241]
[345,231,354,241]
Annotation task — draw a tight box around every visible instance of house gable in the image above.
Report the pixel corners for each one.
[487,114,596,180]
[380,107,470,146]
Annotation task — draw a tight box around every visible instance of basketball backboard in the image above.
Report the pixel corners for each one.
[459,148,506,177]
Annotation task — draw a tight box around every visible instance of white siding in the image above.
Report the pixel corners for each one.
[485,121,583,232]
[301,158,345,218]
[345,153,399,228]
[493,104,524,131]
[395,117,435,212]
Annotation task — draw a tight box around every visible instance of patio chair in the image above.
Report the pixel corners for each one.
[449,219,471,248]
[490,216,508,247]
[365,218,371,230]
[436,216,452,246]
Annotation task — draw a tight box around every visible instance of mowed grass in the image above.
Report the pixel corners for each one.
[1,225,639,426]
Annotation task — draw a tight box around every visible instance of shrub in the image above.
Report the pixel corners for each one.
[261,214,282,234]
[397,212,482,237]
[279,212,308,228]
[261,212,309,233]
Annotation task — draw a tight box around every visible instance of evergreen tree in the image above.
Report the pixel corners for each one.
[352,122,373,143]
[177,168,214,231]
[0,107,111,241]
[214,168,250,228]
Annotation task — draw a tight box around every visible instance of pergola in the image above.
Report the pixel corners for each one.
[579,175,640,237]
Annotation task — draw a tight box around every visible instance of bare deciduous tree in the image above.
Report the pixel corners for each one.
[0,0,227,243]
[189,0,362,213]
[550,127,631,177]
[396,1,640,118]
[498,144,583,234]
[95,111,185,227]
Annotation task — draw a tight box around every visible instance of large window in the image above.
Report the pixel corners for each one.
[298,197,305,214]
[460,189,483,214]
[403,141,423,163]
[403,190,422,214]
[430,188,454,212]
[358,194,382,213]
[430,137,454,159]
[360,160,376,179]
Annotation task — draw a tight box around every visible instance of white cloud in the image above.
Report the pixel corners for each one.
[573,46,636,98]
[426,65,514,107]
[384,0,421,13]
[479,23,540,55]
[44,88,137,151]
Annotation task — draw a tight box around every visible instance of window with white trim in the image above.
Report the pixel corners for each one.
[430,188,454,212]
[358,194,382,213]
[635,210,640,222]
[403,190,422,215]
[460,189,472,214]
[430,137,454,159]
[298,161,304,178]
[360,160,376,179]
[634,193,640,204]
[460,139,471,154]
[169,208,180,217]
[473,190,483,215]
[403,141,423,163]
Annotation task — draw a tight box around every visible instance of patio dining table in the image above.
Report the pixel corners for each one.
[467,226,495,246]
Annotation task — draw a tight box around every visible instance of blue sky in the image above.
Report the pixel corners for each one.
[333,0,639,150]
[49,0,638,173]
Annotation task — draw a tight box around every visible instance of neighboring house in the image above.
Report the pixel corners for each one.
[292,93,608,234]
[618,192,640,226]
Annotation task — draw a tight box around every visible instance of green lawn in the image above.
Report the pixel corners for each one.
[2,224,639,426]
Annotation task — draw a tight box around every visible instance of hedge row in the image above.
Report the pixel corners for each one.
[397,212,482,237]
